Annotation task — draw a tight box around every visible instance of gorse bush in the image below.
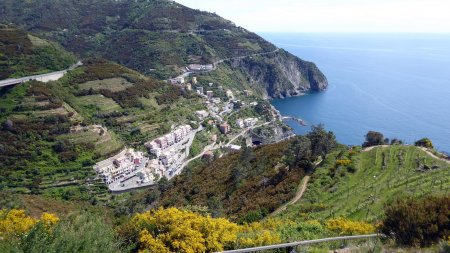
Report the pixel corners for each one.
[381,196,450,247]
[335,159,352,167]
[0,209,58,240]
[325,217,375,235]
[120,207,280,253]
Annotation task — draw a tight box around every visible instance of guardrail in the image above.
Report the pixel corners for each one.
[215,234,379,253]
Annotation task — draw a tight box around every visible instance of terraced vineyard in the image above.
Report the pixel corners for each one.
[278,145,450,222]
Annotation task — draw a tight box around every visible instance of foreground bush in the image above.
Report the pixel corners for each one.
[381,196,450,247]
[0,209,58,240]
[120,207,280,253]
[0,211,124,253]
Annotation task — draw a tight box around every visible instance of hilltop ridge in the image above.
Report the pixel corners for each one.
[0,0,327,98]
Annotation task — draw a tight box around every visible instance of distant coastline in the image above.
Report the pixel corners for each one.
[267,33,450,152]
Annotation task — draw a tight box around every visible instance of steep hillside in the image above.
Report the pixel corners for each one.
[0,0,327,98]
[278,145,450,223]
[0,25,76,79]
[160,140,306,222]
[0,59,203,201]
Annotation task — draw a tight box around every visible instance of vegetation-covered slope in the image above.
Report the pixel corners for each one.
[278,145,450,223]
[160,141,306,222]
[0,59,203,201]
[0,0,327,97]
[0,25,75,79]
[157,126,338,222]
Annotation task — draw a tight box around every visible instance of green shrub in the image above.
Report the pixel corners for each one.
[415,138,434,149]
[0,212,126,253]
[381,196,450,247]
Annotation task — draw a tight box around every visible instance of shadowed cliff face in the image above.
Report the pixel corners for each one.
[229,50,328,99]
[0,0,328,98]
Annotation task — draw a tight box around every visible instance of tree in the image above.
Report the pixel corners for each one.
[306,124,337,158]
[158,176,171,193]
[414,138,434,149]
[285,136,312,170]
[363,131,386,147]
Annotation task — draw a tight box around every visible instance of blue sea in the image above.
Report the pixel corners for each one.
[261,33,450,152]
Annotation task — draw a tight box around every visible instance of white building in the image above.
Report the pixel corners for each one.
[226,90,234,99]
[195,110,209,120]
[227,144,242,151]
[244,118,258,127]
[236,119,244,128]
[170,77,185,84]
[94,148,144,184]
[145,125,192,158]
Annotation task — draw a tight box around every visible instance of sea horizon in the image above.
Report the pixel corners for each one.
[262,33,450,152]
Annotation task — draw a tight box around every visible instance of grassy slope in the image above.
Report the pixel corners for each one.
[278,145,450,223]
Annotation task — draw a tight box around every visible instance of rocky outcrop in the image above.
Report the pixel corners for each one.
[228,49,328,99]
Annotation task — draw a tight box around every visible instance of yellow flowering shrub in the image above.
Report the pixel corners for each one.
[0,209,38,239]
[0,209,59,240]
[325,217,375,235]
[40,212,60,231]
[335,159,352,167]
[237,219,280,248]
[125,207,280,253]
[139,229,171,253]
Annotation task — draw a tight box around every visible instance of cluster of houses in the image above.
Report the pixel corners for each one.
[144,125,193,177]
[94,148,147,185]
[145,125,192,157]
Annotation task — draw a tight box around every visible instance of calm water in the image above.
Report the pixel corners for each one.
[262,33,450,152]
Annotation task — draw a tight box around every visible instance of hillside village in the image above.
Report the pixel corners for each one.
[93,73,292,191]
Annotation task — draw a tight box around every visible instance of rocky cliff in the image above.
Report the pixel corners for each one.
[228,49,328,99]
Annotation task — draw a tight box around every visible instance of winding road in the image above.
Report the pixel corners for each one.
[0,61,82,88]
[170,48,280,81]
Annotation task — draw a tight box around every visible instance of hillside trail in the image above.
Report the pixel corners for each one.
[270,158,322,216]
[271,175,310,216]
[363,145,450,165]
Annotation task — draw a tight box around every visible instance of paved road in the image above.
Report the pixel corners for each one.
[176,142,217,175]
[0,61,82,88]
[170,48,280,81]
[213,48,280,66]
